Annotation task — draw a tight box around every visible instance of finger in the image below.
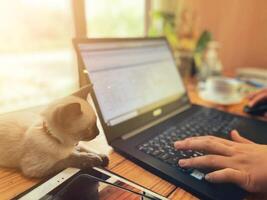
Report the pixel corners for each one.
[175,137,233,156]
[248,92,267,107]
[205,168,249,191]
[231,130,254,144]
[184,135,235,146]
[179,155,230,169]
[247,91,260,100]
[247,88,267,100]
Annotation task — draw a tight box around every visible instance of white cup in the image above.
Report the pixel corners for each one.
[205,76,240,98]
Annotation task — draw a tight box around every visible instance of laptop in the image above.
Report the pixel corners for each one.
[73,37,267,200]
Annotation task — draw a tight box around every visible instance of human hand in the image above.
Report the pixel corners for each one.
[174,130,267,197]
[247,88,267,117]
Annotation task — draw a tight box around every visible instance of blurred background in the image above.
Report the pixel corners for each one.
[0,0,266,114]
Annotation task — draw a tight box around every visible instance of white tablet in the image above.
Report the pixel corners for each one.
[14,167,167,200]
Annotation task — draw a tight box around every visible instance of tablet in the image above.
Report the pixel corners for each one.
[14,167,167,200]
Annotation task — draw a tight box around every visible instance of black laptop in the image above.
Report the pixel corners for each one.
[73,37,267,200]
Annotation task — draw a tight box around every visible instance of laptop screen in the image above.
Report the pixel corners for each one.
[78,39,186,126]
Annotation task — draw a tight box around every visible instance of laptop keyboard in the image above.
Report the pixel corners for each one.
[137,110,239,180]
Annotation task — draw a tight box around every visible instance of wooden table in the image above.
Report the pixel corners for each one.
[0,82,264,200]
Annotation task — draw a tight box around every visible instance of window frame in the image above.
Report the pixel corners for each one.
[72,0,151,87]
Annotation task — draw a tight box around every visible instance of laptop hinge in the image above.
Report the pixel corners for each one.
[121,104,191,140]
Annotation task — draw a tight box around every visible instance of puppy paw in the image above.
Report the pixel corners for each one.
[99,154,109,167]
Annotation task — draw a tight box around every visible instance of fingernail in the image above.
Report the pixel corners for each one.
[205,174,212,182]
[179,159,186,166]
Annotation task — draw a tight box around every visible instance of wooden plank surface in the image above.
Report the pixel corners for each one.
[0,80,263,200]
[0,168,39,200]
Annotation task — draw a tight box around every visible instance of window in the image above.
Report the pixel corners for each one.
[0,0,147,114]
[85,0,145,37]
[0,0,78,113]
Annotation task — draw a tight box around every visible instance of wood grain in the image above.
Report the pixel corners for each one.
[168,188,199,200]
[0,168,39,200]
[107,151,126,170]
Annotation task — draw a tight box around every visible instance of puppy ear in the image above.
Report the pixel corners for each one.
[55,102,82,125]
[72,84,93,100]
